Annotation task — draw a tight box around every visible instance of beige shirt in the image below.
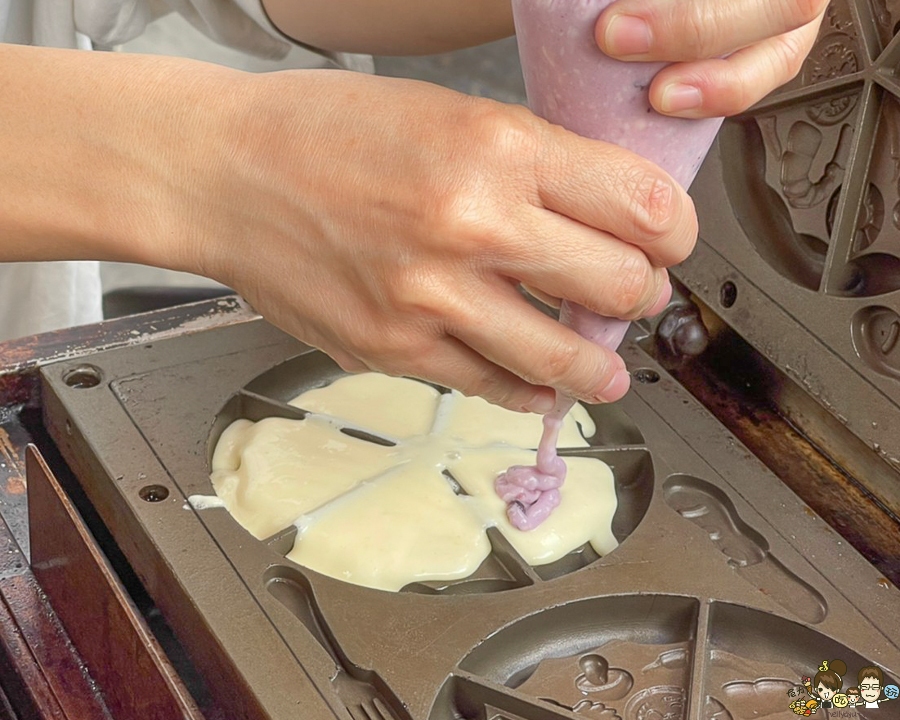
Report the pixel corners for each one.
[0,0,371,344]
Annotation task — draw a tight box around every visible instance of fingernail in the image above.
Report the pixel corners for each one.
[524,390,556,414]
[596,369,631,403]
[660,83,703,113]
[647,276,673,316]
[605,15,652,56]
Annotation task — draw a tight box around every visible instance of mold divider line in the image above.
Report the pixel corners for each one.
[238,389,308,419]
[485,528,541,587]
[239,389,398,446]
[448,669,599,720]
[873,71,900,103]
[557,444,650,455]
[847,0,883,65]
[742,71,866,117]
[821,80,883,295]
[687,599,713,720]
[874,16,900,68]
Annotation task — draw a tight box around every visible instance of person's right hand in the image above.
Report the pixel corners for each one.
[173,71,698,412]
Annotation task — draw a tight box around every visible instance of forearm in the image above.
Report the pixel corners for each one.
[261,0,514,55]
[0,43,238,272]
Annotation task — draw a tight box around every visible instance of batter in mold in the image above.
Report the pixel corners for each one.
[209,414,398,539]
[205,373,618,591]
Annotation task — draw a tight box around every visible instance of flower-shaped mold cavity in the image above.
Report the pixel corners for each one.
[208,352,653,595]
[717,1,900,299]
[431,595,698,720]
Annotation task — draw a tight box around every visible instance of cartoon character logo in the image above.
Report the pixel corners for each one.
[857,665,899,709]
[789,660,898,714]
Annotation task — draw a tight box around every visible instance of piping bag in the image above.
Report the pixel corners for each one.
[496,0,724,530]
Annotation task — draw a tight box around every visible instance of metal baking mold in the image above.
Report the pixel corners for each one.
[39,318,900,719]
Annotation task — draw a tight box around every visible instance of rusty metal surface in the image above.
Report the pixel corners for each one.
[646,312,900,585]
[0,295,256,408]
[0,571,112,720]
[0,425,109,720]
[0,296,257,719]
[27,445,204,720]
[0,296,257,557]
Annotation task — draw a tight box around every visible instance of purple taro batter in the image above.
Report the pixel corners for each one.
[496,0,724,531]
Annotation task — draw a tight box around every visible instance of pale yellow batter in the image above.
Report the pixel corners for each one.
[207,372,619,591]
[437,392,596,449]
[449,449,618,564]
[210,415,398,538]
[288,463,492,592]
[289,373,440,440]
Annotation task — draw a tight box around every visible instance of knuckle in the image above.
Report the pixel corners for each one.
[389,268,443,318]
[467,101,539,164]
[428,186,505,260]
[670,199,699,265]
[681,6,716,58]
[610,252,654,317]
[794,0,827,25]
[625,168,681,243]
[772,33,808,82]
[390,270,473,333]
[541,337,582,386]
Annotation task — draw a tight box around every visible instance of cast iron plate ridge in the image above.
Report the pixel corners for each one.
[39,319,900,720]
[685,0,900,498]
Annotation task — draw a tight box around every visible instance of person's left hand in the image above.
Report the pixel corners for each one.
[595,0,829,118]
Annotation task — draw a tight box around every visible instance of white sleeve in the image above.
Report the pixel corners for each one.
[73,0,373,72]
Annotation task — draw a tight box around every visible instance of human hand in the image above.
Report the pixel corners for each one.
[596,0,829,117]
[198,72,696,412]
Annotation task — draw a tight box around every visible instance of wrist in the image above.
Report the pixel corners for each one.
[0,44,248,276]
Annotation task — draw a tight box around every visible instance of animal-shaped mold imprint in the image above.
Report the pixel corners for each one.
[663,475,827,624]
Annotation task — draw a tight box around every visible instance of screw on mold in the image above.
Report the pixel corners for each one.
[719,282,737,309]
[633,369,660,384]
[663,476,827,624]
[63,364,102,389]
[656,305,709,359]
[139,484,169,503]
